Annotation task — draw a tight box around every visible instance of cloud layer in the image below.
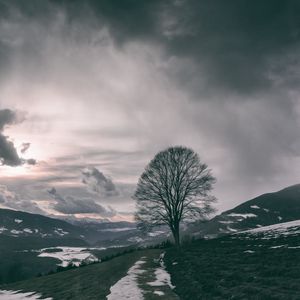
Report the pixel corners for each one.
[0,1,300,216]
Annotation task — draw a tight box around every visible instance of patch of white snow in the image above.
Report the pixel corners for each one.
[106,258,146,300]
[38,247,98,267]
[154,291,165,296]
[147,253,175,289]
[0,227,7,233]
[227,213,257,218]
[0,290,52,299]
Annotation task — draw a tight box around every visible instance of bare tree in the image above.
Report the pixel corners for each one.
[134,146,216,247]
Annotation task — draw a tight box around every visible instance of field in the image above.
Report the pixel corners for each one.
[2,250,162,299]
[165,231,300,299]
[3,222,300,299]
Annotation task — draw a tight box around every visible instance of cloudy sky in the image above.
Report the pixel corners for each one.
[0,0,300,221]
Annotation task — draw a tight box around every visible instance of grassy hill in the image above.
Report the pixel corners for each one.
[165,221,300,299]
[3,219,300,299]
[2,249,162,300]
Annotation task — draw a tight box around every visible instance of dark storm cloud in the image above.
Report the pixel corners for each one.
[0,134,22,166]
[2,0,300,95]
[159,0,300,96]
[0,109,24,166]
[81,167,119,197]
[2,0,300,96]
[47,187,116,216]
[0,109,36,166]
[35,0,300,96]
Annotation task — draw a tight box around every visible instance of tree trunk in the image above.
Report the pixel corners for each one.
[172,222,180,247]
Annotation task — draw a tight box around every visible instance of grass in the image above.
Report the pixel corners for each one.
[4,230,300,299]
[2,249,161,300]
[0,235,87,284]
[165,233,300,299]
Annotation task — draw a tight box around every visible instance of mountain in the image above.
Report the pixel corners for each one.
[0,208,87,240]
[0,208,143,284]
[192,184,300,237]
[0,208,142,245]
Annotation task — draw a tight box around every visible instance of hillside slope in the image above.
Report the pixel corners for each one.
[1,249,164,300]
[166,219,300,299]
[0,209,87,240]
[193,184,300,237]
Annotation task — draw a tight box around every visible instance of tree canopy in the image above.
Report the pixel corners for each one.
[134,146,216,246]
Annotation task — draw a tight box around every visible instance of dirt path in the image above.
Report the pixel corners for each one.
[106,252,179,300]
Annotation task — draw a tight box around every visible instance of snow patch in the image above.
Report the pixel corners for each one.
[147,253,175,289]
[0,227,7,233]
[54,228,69,236]
[154,291,165,296]
[128,236,144,243]
[227,227,238,232]
[270,245,286,249]
[100,227,135,232]
[14,219,23,224]
[227,213,257,218]
[148,231,166,237]
[10,230,22,235]
[0,290,52,299]
[244,250,255,253]
[250,205,260,209]
[241,220,300,236]
[218,220,234,224]
[23,228,33,234]
[106,258,146,300]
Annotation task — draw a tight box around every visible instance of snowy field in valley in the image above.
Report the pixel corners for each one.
[0,290,52,300]
[37,247,102,267]
[19,245,129,267]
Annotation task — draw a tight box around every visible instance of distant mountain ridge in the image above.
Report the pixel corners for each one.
[192,184,300,237]
[2,183,300,243]
[0,208,86,239]
[0,208,144,246]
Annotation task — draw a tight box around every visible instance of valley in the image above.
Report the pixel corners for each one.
[2,184,300,299]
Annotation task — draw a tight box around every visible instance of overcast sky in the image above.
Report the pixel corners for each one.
[0,0,300,221]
